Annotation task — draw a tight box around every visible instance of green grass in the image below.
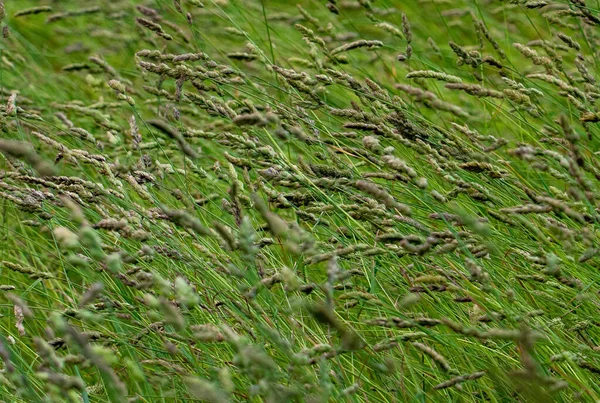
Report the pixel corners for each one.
[1,0,600,401]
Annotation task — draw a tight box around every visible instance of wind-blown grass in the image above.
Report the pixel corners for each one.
[0,0,600,401]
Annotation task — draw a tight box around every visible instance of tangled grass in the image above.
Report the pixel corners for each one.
[1,0,600,401]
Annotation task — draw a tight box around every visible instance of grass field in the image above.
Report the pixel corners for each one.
[1,0,600,401]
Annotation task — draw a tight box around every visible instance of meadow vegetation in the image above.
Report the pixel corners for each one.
[1,0,600,401]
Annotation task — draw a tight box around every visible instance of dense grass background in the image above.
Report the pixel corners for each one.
[1,0,600,401]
